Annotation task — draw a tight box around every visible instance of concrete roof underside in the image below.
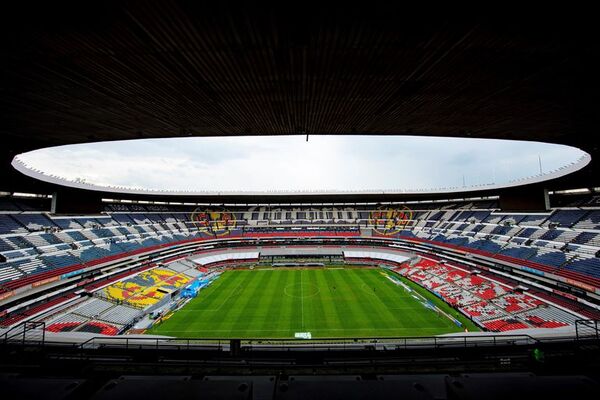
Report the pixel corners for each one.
[1,3,598,202]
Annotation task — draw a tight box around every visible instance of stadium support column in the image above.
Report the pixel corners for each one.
[499,186,550,212]
[230,339,241,356]
[51,188,104,214]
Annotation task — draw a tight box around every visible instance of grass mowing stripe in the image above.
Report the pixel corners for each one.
[335,269,374,332]
[208,272,255,330]
[313,270,339,330]
[185,270,236,311]
[360,270,433,329]
[227,269,274,335]
[300,269,304,330]
[305,270,331,333]
[311,270,340,331]
[259,270,289,333]
[353,269,409,332]
[206,271,255,334]
[326,269,360,330]
[288,270,301,333]
[354,270,410,330]
[185,270,246,312]
[344,270,381,332]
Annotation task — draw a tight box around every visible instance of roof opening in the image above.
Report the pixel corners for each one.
[12,135,590,195]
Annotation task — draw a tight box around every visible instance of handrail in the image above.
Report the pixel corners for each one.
[2,320,45,344]
[4,321,598,351]
[74,333,542,350]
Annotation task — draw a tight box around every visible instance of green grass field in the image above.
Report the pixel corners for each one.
[147,267,479,338]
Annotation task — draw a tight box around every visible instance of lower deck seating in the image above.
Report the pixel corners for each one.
[454,275,508,300]
[77,321,121,335]
[524,315,569,328]
[46,313,89,332]
[482,318,530,332]
[71,298,114,318]
[433,285,479,307]
[46,321,84,332]
[398,257,582,332]
[460,301,506,321]
[490,293,544,313]
[520,306,581,326]
[98,305,140,325]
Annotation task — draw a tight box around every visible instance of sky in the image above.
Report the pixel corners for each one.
[14,135,587,192]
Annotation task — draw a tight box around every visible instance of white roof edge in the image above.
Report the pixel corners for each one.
[11,152,592,197]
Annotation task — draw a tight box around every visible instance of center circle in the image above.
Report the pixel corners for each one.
[283,282,320,298]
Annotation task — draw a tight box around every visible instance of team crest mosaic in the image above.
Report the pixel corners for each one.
[190,208,237,236]
[368,206,413,235]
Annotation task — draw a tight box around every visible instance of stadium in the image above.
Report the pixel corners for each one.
[1,4,599,398]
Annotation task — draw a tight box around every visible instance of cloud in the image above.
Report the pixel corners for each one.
[15,136,587,192]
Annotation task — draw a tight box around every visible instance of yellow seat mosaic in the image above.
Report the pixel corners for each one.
[103,281,136,302]
[141,286,167,300]
[126,293,160,307]
[149,269,191,289]
[100,268,191,307]
[102,283,159,307]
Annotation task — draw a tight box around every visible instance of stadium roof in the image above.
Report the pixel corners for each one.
[1,4,598,201]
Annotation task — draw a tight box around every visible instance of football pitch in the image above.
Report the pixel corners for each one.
[147,267,479,338]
